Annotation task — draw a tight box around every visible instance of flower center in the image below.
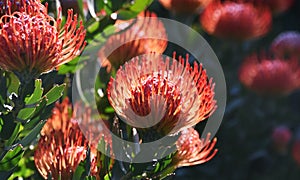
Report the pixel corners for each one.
[128,72,182,123]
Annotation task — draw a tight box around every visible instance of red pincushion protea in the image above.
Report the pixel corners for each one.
[98,11,167,73]
[107,53,216,136]
[200,0,272,40]
[34,98,88,179]
[159,0,213,14]
[238,54,300,95]
[0,5,85,77]
[0,0,47,17]
[34,98,113,179]
[271,31,300,58]
[172,128,218,168]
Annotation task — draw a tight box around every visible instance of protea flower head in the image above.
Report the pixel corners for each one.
[34,98,88,179]
[0,0,47,17]
[200,0,272,40]
[158,0,213,14]
[172,128,218,168]
[98,11,167,73]
[0,3,86,78]
[271,31,300,58]
[238,54,300,95]
[107,53,216,138]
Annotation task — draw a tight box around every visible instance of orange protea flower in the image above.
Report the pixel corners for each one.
[0,4,86,78]
[0,0,47,17]
[35,98,114,179]
[172,128,218,168]
[271,31,300,58]
[158,0,213,14]
[98,11,167,73]
[238,54,300,95]
[107,53,216,137]
[200,0,272,40]
[34,98,88,179]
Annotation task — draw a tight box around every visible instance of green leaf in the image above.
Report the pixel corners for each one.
[25,79,43,105]
[73,161,86,180]
[17,79,43,120]
[116,9,139,20]
[102,24,116,37]
[19,120,46,147]
[58,57,87,75]
[87,21,101,34]
[6,72,19,95]
[0,145,24,171]
[77,0,85,21]
[43,84,66,105]
[104,107,115,114]
[116,0,153,20]
[130,0,153,12]
[103,173,112,180]
[95,0,105,13]
[22,98,47,131]
[17,107,36,121]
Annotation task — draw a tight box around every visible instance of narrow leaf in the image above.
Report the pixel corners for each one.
[25,79,43,105]
[44,84,66,105]
[0,145,24,171]
[19,120,46,147]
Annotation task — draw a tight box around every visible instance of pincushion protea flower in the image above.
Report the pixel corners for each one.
[34,98,88,179]
[238,54,300,95]
[200,0,272,40]
[107,53,216,137]
[172,128,217,168]
[158,0,213,14]
[0,0,47,17]
[271,31,300,58]
[98,11,167,73]
[0,4,86,78]
[34,98,113,179]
